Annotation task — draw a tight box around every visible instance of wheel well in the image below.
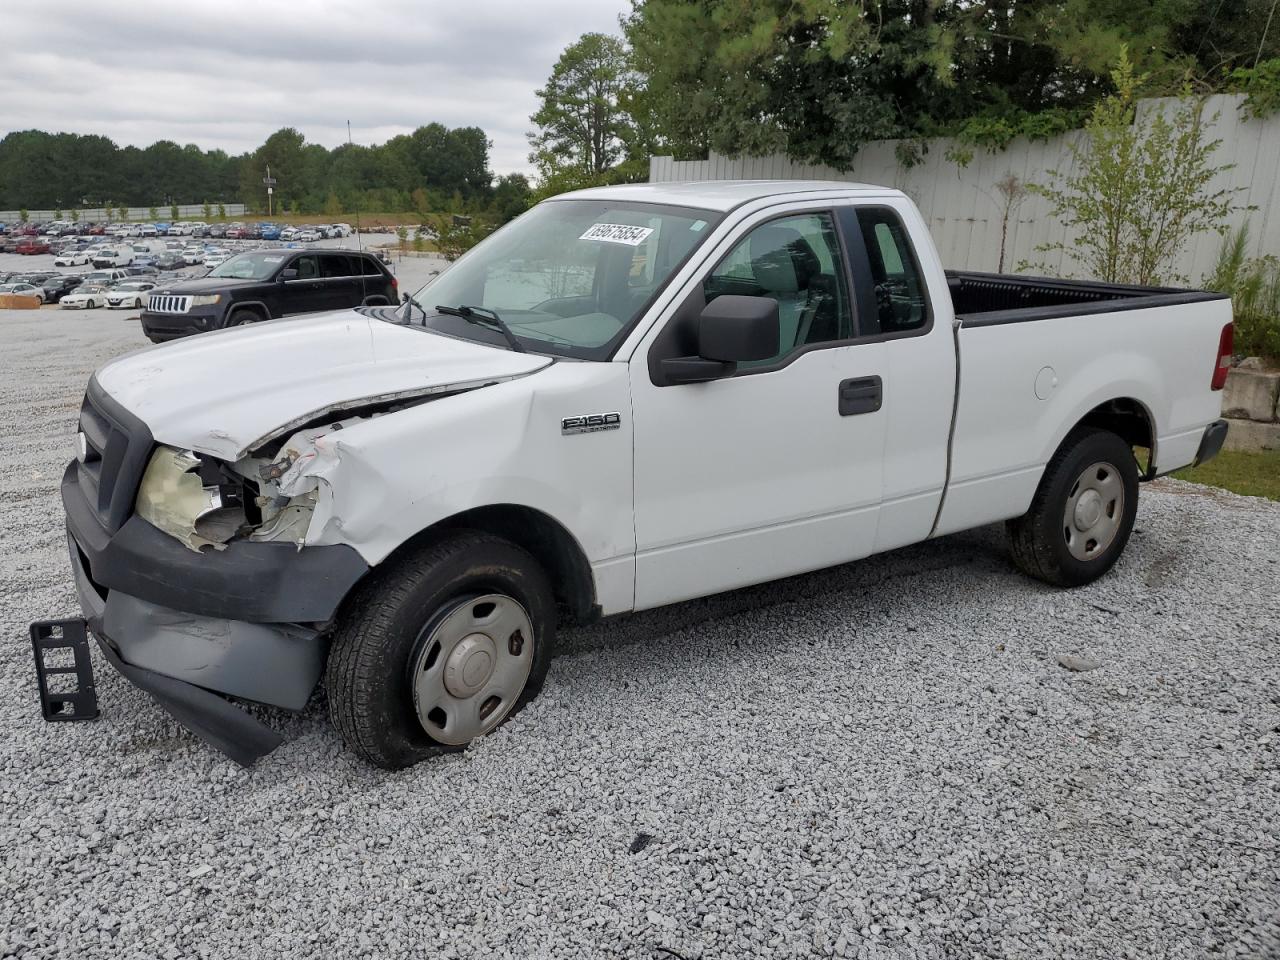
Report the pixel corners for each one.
[228,301,270,323]
[392,505,599,626]
[1075,398,1155,477]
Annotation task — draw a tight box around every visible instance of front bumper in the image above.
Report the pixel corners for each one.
[64,529,319,765]
[138,308,220,340]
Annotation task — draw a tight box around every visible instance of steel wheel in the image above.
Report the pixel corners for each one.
[1063,460,1124,561]
[410,593,535,746]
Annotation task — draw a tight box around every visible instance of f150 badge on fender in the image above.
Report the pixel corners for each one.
[562,412,621,435]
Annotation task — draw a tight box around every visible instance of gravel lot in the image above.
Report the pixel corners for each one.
[1,261,1278,959]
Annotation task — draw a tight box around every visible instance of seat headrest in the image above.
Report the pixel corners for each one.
[749,227,820,294]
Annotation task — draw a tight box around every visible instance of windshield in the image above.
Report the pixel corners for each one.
[209,251,287,280]
[407,198,719,359]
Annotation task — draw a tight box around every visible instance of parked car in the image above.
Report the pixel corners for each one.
[260,223,282,240]
[40,275,85,303]
[79,269,130,287]
[139,224,159,238]
[140,248,397,342]
[58,282,111,309]
[125,264,160,277]
[326,222,354,238]
[16,271,57,285]
[0,281,44,301]
[15,239,52,255]
[279,226,300,241]
[296,228,323,242]
[92,246,135,268]
[54,249,91,267]
[154,222,171,235]
[207,223,228,238]
[154,253,187,271]
[105,279,158,309]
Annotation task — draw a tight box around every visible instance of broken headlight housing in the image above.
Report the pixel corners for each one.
[134,445,317,552]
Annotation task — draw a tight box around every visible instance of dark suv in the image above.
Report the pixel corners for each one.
[140,248,398,342]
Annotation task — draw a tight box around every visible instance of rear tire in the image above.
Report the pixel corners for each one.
[1007,427,1139,587]
[325,531,556,769]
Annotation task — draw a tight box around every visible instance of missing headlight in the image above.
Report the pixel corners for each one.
[135,446,248,552]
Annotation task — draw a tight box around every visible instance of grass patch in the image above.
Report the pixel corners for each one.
[1171,448,1280,501]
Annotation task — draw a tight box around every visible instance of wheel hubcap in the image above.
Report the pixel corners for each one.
[410,593,534,746]
[1063,461,1124,561]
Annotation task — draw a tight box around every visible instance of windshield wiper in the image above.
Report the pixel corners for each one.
[435,303,526,353]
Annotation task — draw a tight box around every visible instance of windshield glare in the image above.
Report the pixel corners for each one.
[409,199,717,358]
[209,251,288,280]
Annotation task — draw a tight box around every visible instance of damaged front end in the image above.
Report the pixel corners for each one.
[133,423,348,555]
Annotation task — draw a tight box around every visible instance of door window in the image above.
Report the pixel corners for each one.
[854,208,929,334]
[702,212,852,368]
[321,254,356,278]
[291,255,319,280]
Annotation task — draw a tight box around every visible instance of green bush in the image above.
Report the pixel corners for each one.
[1206,226,1280,362]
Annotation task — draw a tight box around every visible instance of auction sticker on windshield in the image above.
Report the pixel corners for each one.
[579,223,654,246]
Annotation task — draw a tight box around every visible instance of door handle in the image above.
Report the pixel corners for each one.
[838,376,882,416]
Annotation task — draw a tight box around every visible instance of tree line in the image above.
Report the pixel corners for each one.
[527,0,1280,189]
[0,123,531,221]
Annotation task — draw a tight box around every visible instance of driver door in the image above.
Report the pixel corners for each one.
[629,204,888,609]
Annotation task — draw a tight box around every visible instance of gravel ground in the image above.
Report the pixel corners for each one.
[1,282,1278,959]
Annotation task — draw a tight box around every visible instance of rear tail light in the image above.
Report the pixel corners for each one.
[390,275,398,290]
[1211,322,1233,391]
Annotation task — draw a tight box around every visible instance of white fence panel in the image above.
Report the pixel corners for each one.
[0,203,246,223]
[649,94,1280,283]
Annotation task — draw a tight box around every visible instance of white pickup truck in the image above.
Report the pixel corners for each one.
[35,181,1233,768]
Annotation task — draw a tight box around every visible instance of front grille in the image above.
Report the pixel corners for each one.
[147,294,190,314]
[75,380,153,534]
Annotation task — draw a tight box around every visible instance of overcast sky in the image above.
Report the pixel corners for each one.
[0,0,631,176]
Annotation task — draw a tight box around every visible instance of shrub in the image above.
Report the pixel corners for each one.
[1026,51,1246,286]
[1207,226,1280,362]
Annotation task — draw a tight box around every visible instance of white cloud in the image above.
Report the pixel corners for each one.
[0,0,631,174]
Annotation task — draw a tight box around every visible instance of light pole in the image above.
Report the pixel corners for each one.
[263,164,278,217]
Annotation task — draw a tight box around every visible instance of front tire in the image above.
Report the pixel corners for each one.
[1007,427,1139,587]
[325,531,556,769]
[226,309,258,327]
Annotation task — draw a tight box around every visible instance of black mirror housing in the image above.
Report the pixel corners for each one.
[698,295,779,363]
[280,268,298,281]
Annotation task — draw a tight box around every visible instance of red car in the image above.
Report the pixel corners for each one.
[15,239,51,255]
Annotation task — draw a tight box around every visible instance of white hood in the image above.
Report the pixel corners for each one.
[95,310,553,460]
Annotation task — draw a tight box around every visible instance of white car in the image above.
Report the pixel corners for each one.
[139,225,158,238]
[296,228,323,242]
[202,249,231,267]
[105,280,158,309]
[58,283,111,309]
[0,282,44,301]
[279,226,300,241]
[54,250,91,267]
[327,222,354,238]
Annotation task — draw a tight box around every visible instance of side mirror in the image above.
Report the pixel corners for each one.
[280,268,298,281]
[658,295,779,385]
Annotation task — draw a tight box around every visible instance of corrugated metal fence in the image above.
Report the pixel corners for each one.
[0,203,245,223]
[650,94,1280,283]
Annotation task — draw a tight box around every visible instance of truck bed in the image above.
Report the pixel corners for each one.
[946,271,1228,326]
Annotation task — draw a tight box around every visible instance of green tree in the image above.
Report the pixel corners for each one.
[217,203,226,219]
[148,206,158,221]
[490,173,532,223]
[323,191,343,216]
[117,205,128,221]
[70,209,79,223]
[18,207,27,222]
[170,202,179,220]
[529,33,642,181]
[53,208,63,219]
[203,201,212,220]
[1027,53,1247,285]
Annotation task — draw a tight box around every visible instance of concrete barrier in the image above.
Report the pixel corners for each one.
[0,294,42,309]
[1222,364,1280,452]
